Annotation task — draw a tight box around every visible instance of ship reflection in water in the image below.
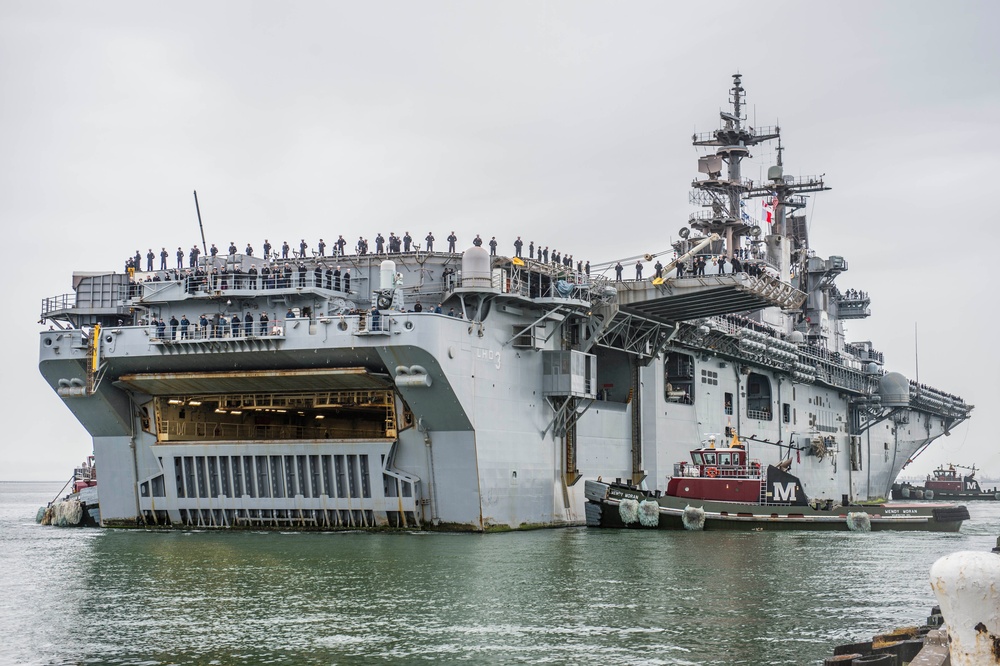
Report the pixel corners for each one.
[3,481,999,665]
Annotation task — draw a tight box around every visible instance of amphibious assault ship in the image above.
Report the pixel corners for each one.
[38,75,972,530]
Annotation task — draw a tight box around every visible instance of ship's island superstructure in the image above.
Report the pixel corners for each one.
[38,75,972,530]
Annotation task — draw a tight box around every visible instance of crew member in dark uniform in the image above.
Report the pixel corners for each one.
[403,232,412,252]
[514,237,523,258]
[473,235,482,247]
[146,249,154,272]
[489,237,497,256]
[282,241,290,259]
[176,247,184,269]
[615,262,623,281]
[447,232,457,253]
[635,261,643,280]
[263,239,272,258]
[425,232,434,252]
[317,239,326,256]
[160,248,168,270]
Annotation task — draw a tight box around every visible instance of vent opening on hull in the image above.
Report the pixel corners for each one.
[139,448,422,529]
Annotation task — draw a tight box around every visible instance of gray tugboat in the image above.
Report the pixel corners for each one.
[38,75,971,531]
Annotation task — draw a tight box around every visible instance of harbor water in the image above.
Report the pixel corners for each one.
[3,480,998,665]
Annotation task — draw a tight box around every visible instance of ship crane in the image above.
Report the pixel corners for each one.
[590,234,720,274]
[589,249,674,272]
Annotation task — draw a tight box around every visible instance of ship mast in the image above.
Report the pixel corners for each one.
[690,75,830,284]
[689,74,779,260]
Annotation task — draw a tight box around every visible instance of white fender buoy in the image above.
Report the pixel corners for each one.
[846,512,871,532]
[930,550,1000,665]
[682,505,706,531]
[618,498,640,525]
[638,500,660,527]
[924,489,934,500]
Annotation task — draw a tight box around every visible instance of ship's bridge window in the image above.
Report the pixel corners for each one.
[702,452,717,465]
[718,453,731,466]
[746,373,773,421]
[691,453,704,465]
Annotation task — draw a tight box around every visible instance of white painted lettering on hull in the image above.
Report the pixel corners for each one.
[473,347,501,370]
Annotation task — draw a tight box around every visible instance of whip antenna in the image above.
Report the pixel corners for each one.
[193,190,207,257]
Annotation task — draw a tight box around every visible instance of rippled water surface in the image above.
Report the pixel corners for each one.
[2,481,997,665]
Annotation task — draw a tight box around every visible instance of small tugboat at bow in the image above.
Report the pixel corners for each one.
[585,434,969,532]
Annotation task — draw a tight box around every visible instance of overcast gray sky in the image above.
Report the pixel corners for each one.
[3,1,997,481]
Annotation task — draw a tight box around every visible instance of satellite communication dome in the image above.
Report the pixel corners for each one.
[461,246,491,289]
[878,372,910,407]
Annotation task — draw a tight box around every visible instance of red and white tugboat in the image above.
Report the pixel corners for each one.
[892,464,1000,501]
[585,435,969,532]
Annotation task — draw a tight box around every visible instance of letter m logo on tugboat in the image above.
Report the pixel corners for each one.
[771,482,797,502]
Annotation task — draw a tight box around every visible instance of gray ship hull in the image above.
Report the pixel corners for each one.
[38,77,971,531]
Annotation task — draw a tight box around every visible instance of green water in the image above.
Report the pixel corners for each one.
[2,481,997,665]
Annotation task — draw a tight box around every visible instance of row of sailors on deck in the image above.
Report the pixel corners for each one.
[128,264,353,294]
[612,255,771,281]
[149,312,273,340]
[147,303,463,340]
[129,233,590,272]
